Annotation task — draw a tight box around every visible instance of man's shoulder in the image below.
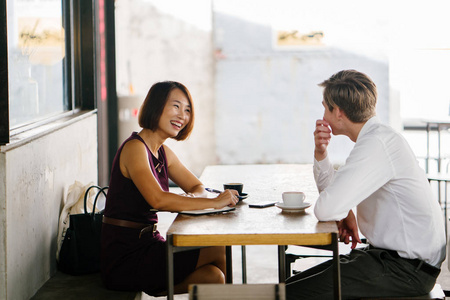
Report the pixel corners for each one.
[361,120,398,141]
[354,123,398,156]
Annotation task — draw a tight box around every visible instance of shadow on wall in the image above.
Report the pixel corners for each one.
[213,11,389,166]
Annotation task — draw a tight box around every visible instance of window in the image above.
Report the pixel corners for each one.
[8,0,65,129]
[0,0,98,145]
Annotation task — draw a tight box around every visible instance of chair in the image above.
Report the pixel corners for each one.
[285,239,368,277]
[188,283,285,300]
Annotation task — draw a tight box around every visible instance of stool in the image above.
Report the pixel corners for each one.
[30,271,141,300]
[189,283,285,300]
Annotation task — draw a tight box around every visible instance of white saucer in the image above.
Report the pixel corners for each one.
[275,202,311,212]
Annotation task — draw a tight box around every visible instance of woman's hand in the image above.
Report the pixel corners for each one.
[215,189,239,208]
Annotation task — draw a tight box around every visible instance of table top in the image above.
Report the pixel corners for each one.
[167,164,338,247]
[423,118,450,129]
[427,172,450,181]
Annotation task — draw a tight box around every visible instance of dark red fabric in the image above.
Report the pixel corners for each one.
[101,132,199,294]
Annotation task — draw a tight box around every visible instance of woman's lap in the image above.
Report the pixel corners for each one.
[102,234,200,295]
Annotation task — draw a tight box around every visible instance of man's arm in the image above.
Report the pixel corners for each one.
[313,120,361,247]
[314,136,393,221]
[313,120,336,192]
[313,119,331,161]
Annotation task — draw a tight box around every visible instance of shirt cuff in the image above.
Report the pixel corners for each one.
[314,155,330,170]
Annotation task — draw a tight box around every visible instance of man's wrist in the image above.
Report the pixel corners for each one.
[314,150,327,161]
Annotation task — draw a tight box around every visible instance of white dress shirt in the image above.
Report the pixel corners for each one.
[313,116,446,267]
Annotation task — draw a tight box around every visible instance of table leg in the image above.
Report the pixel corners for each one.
[445,181,448,235]
[166,234,174,300]
[438,125,442,172]
[438,180,441,204]
[241,246,247,283]
[278,245,286,283]
[226,246,233,283]
[332,232,341,300]
[426,123,431,173]
[436,180,447,234]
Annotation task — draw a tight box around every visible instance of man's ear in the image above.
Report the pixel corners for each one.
[334,106,346,120]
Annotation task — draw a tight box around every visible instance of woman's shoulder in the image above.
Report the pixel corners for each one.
[122,138,148,157]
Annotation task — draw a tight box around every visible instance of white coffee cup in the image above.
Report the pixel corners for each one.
[282,191,306,207]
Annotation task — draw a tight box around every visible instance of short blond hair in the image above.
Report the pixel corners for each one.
[319,70,377,123]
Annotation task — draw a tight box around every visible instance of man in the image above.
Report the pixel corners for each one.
[286,70,446,299]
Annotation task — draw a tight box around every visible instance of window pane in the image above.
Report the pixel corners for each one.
[7,0,65,129]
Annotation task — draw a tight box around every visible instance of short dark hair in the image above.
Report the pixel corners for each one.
[319,70,377,123]
[138,81,194,141]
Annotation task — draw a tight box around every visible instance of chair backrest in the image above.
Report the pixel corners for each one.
[188,283,285,300]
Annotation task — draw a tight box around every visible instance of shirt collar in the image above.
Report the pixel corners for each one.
[356,116,379,142]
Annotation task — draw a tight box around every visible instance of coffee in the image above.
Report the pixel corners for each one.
[223,183,244,195]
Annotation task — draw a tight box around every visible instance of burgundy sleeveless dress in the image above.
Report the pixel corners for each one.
[101,132,200,295]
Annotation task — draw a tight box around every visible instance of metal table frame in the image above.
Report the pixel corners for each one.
[427,173,450,234]
[166,231,341,300]
[425,120,450,173]
[165,164,341,300]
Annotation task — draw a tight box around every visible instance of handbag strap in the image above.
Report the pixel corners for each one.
[83,185,109,215]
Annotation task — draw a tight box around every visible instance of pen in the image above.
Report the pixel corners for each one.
[205,188,222,194]
[206,187,247,201]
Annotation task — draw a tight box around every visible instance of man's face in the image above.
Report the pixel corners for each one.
[322,100,340,136]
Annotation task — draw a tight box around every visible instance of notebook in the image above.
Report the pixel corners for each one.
[178,207,236,215]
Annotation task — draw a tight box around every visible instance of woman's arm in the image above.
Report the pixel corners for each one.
[164,145,207,197]
[120,140,237,211]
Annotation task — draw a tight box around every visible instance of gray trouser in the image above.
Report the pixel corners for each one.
[286,247,440,300]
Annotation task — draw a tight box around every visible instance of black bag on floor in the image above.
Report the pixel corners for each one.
[58,185,108,275]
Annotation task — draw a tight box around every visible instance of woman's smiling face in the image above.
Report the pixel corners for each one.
[158,88,191,138]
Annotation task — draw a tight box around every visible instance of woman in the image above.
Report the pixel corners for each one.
[101,81,238,295]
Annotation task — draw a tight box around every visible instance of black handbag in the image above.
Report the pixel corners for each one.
[58,185,108,275]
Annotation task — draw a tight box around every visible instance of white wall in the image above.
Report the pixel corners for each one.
[0,114,98,300]
[213,7,389,165]
[115,0,216,176]
[115,0,450,170]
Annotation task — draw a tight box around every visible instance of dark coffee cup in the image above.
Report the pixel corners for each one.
[223,183,244,195]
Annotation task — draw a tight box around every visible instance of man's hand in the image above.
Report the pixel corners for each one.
[337,210,361,249]
[314,119,331,161]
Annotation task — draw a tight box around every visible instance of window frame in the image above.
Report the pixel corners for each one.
[0,0,8,144]
[0,0,97,145]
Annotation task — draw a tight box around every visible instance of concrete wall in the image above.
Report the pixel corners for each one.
[114,0,390,171]
[213,12,389,165]
[0,114,98,300]
[115,0,216,176]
